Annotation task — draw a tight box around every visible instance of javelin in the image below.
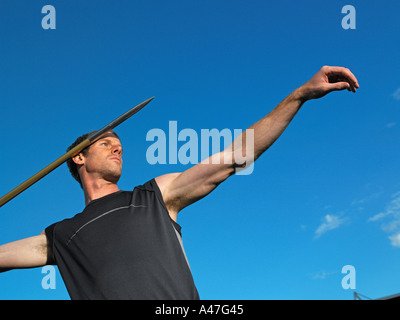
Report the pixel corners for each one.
[0,97,154,208]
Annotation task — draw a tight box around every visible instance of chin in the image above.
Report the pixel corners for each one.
[103,170,122,184]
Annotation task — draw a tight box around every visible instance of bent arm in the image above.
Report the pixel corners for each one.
[0,231,52,273]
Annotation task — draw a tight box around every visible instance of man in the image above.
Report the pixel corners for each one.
[0,66,359,299]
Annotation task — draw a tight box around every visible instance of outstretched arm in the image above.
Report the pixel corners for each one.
[157,66,359,221]
[0,231,52,273]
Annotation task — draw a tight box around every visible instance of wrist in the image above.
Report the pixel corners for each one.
[290,87,309,104]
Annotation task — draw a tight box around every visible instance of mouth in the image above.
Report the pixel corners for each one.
[109,157,122,163]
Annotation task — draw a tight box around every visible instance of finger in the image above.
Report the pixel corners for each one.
[327,81,352,92]
[328,74,357,92]
[323,66,359,89]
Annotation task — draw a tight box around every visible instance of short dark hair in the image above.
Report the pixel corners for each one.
[66,130,120,188]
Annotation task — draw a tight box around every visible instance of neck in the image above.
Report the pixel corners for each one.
[82,179,120,206]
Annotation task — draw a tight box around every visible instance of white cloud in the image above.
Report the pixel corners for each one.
[389,233,400,248]
[369,192,400,220]
[312,270,337,280]
[393,88,400,100]
[368,212,388,222]
[369,191,400,247]
[314,214,346,239]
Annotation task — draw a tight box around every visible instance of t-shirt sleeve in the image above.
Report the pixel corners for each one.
[44,223,57,264]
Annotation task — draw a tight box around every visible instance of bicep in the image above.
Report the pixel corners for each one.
[0,232,50,271]
[157,151,236,218]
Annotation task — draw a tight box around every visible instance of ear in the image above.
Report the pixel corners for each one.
[72,153,85,166]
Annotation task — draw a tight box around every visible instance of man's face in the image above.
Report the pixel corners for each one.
[81,132,123,184]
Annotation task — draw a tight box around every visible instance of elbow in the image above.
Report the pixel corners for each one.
[220,150,255,177]
[232,159,255,175]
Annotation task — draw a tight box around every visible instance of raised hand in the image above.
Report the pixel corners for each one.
[296,66,359,101]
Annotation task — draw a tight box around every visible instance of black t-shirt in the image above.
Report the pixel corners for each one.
[45,179,199,300]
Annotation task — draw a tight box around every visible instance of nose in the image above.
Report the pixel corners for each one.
[112,144,122,156]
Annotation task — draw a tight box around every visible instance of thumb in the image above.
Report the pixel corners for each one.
[327,82,351,92]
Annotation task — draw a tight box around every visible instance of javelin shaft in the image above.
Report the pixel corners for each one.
[87,97,154,142]
[0,97,154,208]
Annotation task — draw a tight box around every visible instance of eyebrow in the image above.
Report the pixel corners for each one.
[96,137,123,150]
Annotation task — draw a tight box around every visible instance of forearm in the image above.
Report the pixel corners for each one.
[0,243,16,273]
[250,88,304,160]
[0,241,28,271]
[227,88,305,166]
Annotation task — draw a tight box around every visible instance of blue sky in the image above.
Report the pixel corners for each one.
[0,0,400,300]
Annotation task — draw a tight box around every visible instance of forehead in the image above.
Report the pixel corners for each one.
[91,132,122,148]
[99,131,119,140]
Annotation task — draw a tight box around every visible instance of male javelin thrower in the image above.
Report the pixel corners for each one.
[0,66,358,299]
